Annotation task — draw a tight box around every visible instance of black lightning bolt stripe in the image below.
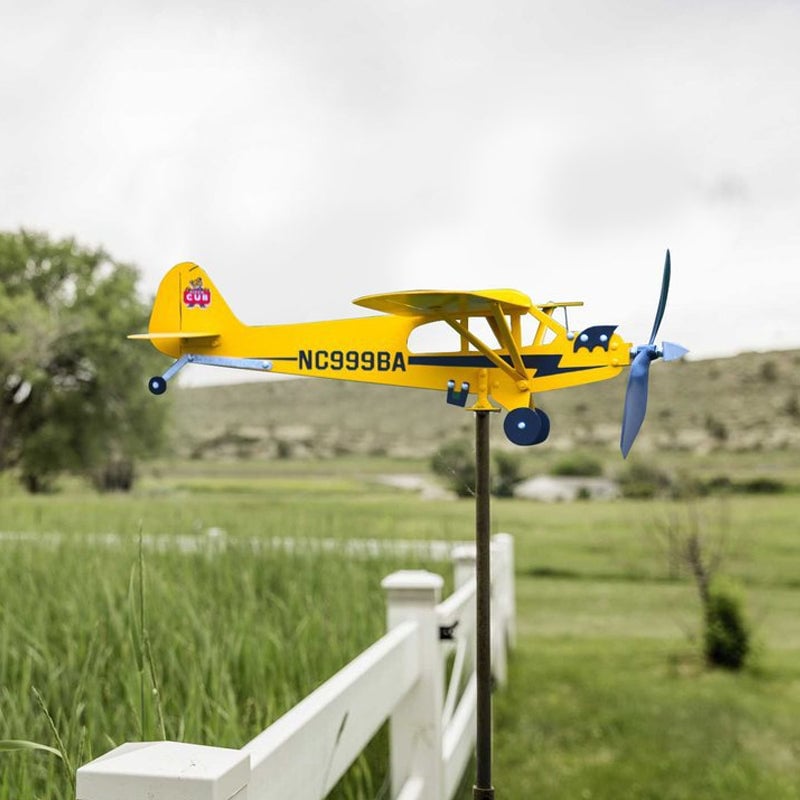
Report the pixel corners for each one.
[407,353,598,376]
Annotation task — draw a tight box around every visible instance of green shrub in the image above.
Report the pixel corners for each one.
[431,439,475,497]
[759,359,779,383]
[704,414,729,443]
[740,477,785,495]
[704,580,750,670]
[668,471,708,499]
[550,453,603,477]
[430,440,526,498]
[617,460,671,499]
[705,475,734,494]
[493,451,525,497]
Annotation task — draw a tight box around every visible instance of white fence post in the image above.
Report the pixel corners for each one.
[452,544,476,590]
[76,741,250,800]
[493,533,516,652]
[382,570,445,800]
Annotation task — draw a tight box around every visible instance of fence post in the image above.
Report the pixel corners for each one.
[493,533,516,651]
[382,570,445,800]
[452,544,477,590]
[76,741,250,800]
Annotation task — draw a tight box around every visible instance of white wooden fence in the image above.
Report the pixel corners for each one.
[76,533,516,800]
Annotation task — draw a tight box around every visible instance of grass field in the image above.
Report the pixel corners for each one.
[1,459,800,799]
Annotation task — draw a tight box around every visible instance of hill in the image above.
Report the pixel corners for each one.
[169,349,800,467]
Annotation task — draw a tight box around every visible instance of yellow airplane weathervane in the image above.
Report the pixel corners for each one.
[130,251,687,456]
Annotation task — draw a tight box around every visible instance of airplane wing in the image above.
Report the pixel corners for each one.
[127,332,220,340]
[353,289,533,317]
[355,289,535,383]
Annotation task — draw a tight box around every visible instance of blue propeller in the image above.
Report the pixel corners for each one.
[620,250,689,458]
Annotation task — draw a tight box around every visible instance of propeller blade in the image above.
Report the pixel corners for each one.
[620,348,653,458]
[661,341,689,362]
[648,249,671,346]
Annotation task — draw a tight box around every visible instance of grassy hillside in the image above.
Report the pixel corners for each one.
[169,348,800,476]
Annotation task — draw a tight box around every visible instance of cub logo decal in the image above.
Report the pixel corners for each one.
[183,277,211,309]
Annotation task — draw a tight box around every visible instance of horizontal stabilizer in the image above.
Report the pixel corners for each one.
[127,331,220,341]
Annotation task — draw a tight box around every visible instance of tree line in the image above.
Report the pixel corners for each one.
[0,230,168,492]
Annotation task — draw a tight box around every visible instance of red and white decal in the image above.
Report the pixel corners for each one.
[183,278,211,309]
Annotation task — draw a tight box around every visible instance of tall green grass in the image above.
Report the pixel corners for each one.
[0,531,439,799]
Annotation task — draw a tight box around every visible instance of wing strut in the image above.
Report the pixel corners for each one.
[444,305,528,384]
[489,307,527,379]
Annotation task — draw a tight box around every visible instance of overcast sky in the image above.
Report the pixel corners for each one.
[2,0,799,385]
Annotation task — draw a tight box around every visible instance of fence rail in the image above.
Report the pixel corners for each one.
[76,534,515,800]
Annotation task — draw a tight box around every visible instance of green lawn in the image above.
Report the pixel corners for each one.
[2,464,799,799]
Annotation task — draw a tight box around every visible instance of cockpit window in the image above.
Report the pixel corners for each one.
[407,317,503,353]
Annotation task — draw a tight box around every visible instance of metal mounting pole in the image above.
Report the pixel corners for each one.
[473,409,495,799]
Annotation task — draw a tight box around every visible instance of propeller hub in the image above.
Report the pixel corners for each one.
[631,344,661,361]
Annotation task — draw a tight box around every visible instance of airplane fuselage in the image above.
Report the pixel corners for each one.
[150,311,630,412]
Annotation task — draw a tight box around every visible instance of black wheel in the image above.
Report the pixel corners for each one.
[503,407,542,446]
[148,376,167,395]
[532,408,550,444]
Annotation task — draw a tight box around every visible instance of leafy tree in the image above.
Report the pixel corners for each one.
[0,230,168,491]
[654,503,751,670]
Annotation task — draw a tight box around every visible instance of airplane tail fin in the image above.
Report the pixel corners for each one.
[130,262,243,357]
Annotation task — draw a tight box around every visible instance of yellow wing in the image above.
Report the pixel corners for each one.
[353,289,533,317]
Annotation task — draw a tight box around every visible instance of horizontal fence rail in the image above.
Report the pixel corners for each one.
[0,530,468,562]
[76,534,515,800]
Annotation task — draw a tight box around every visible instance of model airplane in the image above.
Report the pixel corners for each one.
[130,252,686,456]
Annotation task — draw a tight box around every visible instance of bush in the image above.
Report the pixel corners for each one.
[493,451,525,497]
[704,414,729,443]
[668,471,708,499]
[705,475,734,493]
[740,477,785,495]
[704,580,751,670]
[430,439,527,498]
[431,439,475,497]
[617,460,672,499]
[550,453,603,477]
[759,359,779,383]
[91,458,135,492]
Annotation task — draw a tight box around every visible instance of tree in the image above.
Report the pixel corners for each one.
[0,230,168,491]
[654,503,751,670]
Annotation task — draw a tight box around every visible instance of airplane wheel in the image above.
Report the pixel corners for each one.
[148,376,167,395]
[532,408,550,444]
[503,407,542,446]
